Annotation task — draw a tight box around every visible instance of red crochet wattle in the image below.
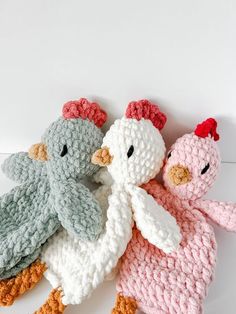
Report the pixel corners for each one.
[62,98,107,128]
[125,99,167,130]
[195,118,220,141]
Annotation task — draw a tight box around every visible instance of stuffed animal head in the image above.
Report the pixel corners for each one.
[92,99,167,186]
[163,118,220,200]
[28,98,107,180]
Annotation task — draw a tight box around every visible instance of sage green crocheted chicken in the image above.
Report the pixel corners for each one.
[0,98,107,280]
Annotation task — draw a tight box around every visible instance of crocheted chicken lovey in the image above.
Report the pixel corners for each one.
[16,99,180,313]
[112,118,236,314]
[0,98,107,303]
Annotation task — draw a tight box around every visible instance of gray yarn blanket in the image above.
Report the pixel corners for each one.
[0,100,106,279]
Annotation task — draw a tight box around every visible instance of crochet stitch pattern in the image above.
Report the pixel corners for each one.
[34,289,65,314]
[28,99,181,313]
[0,260,46,306]
[112,118,236,314]
[112,294,138,314]
[28,143,48,161]
[0,98,106,292]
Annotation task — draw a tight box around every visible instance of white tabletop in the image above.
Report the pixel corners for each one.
[0,154,235,314]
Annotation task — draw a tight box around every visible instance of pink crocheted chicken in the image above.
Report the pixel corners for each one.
[112,118,236,314]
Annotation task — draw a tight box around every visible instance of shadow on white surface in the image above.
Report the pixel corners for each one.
[0,155,235,314]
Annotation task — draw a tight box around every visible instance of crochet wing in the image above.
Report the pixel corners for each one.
[0,178,60,279]
[0,248,41,280]
[129,185,182,253]
[42,187,133,305]
[55,181,104,241]
[1,152,47,183]
[193,198,236,232]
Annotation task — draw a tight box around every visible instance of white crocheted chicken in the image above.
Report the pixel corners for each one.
[39,100,181,310]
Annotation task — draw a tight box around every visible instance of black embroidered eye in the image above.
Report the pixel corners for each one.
[127,145,134,158]
[201,163,210,175]
[60,145,68,157]
[167,151,172,159]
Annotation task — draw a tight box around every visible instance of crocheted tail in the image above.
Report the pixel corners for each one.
[34,288,65,314]
[112,293,137,314]
[0,260,46,306]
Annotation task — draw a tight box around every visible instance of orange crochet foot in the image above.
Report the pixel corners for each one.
[0,259,46,306]
[112,293,137,314]
[34,289,66,314]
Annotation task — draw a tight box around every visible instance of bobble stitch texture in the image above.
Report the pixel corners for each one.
[0,260,46,306]
[62,98,107,128]
[0,98,106,282]
[116,181,216,314]
[125,99,167,130]
[28,143,48,161]
[38,100,180,308]
[114,119,236,314]
[112,293,137,314]
[163,132,220,200]
[34,289,65,314]
[195,118,219,141]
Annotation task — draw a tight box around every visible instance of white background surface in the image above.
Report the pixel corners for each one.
[0,0,236,162]
[0,0,236,313]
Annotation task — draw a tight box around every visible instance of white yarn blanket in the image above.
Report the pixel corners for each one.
[41,183,180,305]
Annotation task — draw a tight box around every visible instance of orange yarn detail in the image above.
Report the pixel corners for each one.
[112,293,137,314]
[168,165,192,186]
[28,143,48,161]
[91,146,113,166]
[35,289,66,314]
[0,260,46,306]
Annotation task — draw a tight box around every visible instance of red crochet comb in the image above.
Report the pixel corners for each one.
[125,99,167,130]
[62,98,107,128]
[194,118,220,141]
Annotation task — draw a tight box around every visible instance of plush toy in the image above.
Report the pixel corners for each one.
[112,118,236,314]
[0,98,107,304]
[2,100,180,313]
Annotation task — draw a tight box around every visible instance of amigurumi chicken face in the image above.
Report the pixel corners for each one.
[30,99,106,181]
[0,98,107,283]
[111,117,236,314]
[96,100,167,186]
[163,118,220,200]
[42,118,104,181]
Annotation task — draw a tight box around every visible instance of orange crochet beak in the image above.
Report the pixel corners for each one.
[168,165,192,186]
[28,143,48,161]
[91,147,113,166]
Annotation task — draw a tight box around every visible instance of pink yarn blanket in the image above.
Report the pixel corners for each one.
[117,180,216,314]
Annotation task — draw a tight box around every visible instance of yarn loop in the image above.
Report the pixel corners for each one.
[62,98,107,128]
[194,118,219,141]
[125,99,167,130]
